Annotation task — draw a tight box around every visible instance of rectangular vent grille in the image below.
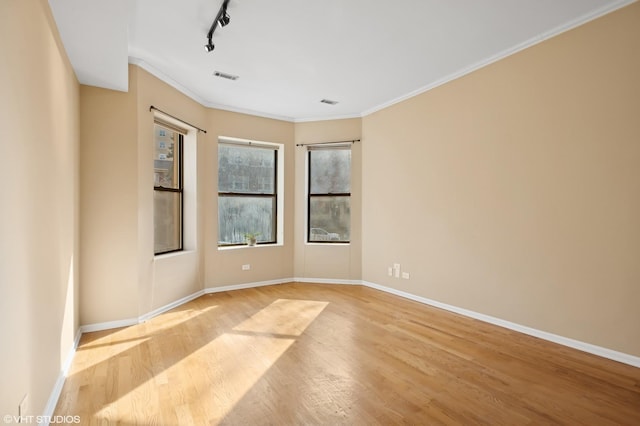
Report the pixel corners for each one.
[213,71,239,80]
[320,99,339,105]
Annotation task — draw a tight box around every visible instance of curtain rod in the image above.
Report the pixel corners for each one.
[149,106,207,133]
[296,139,360,147]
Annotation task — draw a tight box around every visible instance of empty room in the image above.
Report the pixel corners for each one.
[1,0,639,424]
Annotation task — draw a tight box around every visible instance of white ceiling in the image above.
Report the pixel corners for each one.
[49,0,634,122]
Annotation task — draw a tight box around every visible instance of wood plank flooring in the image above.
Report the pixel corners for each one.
[54,283,640,425]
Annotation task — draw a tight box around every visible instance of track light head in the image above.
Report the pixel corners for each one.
[218,11,230,27]
[204,41,215,52]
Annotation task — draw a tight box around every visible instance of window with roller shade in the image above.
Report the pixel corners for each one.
[153,122,184,254]
[307,147,351,243]
[218,139,279,246]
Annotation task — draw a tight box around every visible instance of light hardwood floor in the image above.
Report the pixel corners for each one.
[55,283,640,425]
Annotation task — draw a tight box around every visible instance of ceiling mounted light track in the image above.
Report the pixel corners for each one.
[205,0,231,53]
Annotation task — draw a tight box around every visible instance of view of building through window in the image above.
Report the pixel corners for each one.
[218,143,277,245]
[308,148,351,243]
[153,124,183,254]
[216,140,351,246]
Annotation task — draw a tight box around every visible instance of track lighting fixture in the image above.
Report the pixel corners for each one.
[205,0,231,53]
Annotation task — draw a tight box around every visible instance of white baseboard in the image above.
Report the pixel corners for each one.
[40,329,82,425]
[139,290,205,323]
[79,317,139,334]
[80,291,207,333]
[79,280,293,333]
[41,375,66,426]
[79,277,337,333]
[204,277,294,294]
[294,277,361,285]
[362,280,640,368]
[64,330,82,376]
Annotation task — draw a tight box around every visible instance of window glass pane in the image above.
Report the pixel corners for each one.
[310,149,351,194]
[154,191,182,253]
[218,145,275,194]
[154,126,180,189]
[218,196,275,245]
[309,196,350,242]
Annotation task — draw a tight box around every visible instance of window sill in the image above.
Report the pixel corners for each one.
[154,249,196,260]
[305,242,351,246]
[218,243,283,251]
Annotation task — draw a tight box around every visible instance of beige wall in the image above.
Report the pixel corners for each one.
[135,67,209,314]
[81,65,211,323]
[80,83,139,325]
[362,2,640,356]
[293,119,362,281]
[80,66,298,319]
[0,0,80,417]
[204,110,296,287]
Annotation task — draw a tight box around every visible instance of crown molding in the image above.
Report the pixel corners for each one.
[362,0,637,117]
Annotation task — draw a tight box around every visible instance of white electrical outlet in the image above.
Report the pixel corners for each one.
[393,263,401,278]
[242,264,250,271]
[387,267,393,276]
[402,272,410,279]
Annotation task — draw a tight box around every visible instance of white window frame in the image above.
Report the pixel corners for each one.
[306,145,352,244]
[217,136,284,248]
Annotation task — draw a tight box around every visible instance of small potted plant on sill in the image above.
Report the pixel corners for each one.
[244,232,260,246]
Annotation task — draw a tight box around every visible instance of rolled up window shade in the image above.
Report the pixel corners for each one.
[154,118,189,135]
[219,136,280,150]
[307,143,351,150]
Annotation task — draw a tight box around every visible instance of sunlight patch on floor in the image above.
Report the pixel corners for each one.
[146,305,220,333]
[72,334,150,375]
[94,299,328,424]
[233,298,329,336]
[72,305,218,374]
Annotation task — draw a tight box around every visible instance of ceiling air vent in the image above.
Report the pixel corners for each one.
[320,99,339,105]
[213,71,239,81]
